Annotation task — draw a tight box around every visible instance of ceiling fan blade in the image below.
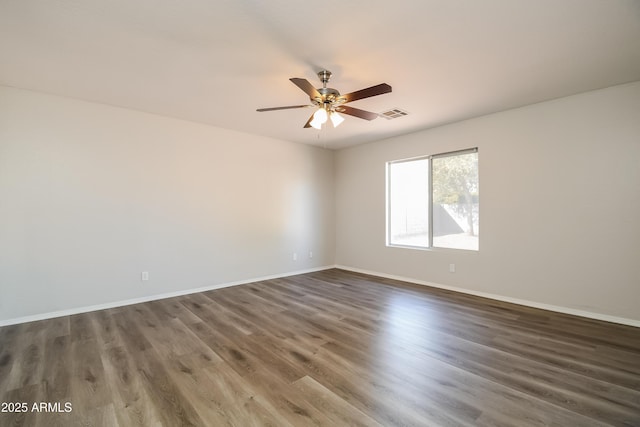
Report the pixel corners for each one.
[303,112,315,128]
[290,78,322,99]
[257,105,311,112]
[341,83,392,104]
[336,105,379,121]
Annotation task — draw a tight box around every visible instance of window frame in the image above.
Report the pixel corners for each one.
[386,147,478,251]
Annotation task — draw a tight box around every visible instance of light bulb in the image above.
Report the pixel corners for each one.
[313,108,328,124]
[310,117,322,130]
[330,112,344,127]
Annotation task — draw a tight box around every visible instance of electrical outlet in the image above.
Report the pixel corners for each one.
[449,264,456,273]
[309,251,313,259]
[293,252,297,261]
[141,271,149,281]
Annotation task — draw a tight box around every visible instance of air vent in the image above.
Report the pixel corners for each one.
[380,108,409,119]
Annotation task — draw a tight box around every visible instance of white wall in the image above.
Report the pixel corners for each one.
[0,86,334,323]
[335,82,640,322]
[2,82,639,325]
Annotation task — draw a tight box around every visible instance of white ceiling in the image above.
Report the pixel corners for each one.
[1,0,639,149]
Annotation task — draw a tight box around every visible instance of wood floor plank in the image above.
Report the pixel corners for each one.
[69,313,94,343]
[100,344,164,427]
[110,309,152,353]
[239,367,336,427]
[1,268,639,426]
[349,305,640,422]
[250,333,446,426]
[3,326,46,392]
[125,346,204,426]
[161,354,242,426]
[317,332,611,427]
[89,309,124,351]
[292,375,385,427]
[69,338,110,412]
[42,335,71,404]
[146,298,202,325]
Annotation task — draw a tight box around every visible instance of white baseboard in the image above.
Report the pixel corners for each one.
[335,265,640,328]
[0,265,335,327]
[4,264,638,328]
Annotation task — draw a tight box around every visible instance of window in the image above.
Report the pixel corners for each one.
[387,148,479,251]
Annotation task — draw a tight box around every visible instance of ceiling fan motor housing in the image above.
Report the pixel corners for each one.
[313,70,345,108]
[315,87,343,106]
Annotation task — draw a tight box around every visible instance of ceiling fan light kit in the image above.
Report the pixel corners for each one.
[257,70,392,129]
[310,107,328,129]
[330,111,344,127]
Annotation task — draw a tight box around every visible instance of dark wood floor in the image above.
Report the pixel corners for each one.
[1,269,639,426]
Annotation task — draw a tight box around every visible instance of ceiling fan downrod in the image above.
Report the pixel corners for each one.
[318,70,331,87]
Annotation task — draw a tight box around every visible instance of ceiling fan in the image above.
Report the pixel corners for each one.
[257,70,392,129]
